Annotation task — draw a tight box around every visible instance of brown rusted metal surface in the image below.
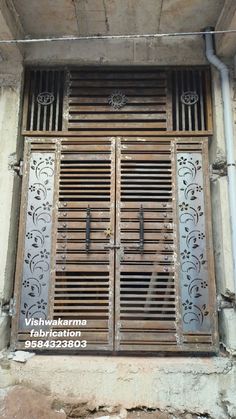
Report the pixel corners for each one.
[12,137,217,353]
[115,138,177,351]
[171,68,212,133]
[14,67,217,353]
[22,69,65,132]
[53,138,115,350]
[22,67,213,137]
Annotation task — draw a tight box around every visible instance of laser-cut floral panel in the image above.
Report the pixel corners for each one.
[19,153,55,329]
[177,153,210,332]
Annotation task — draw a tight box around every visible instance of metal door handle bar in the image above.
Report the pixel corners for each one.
[139,205,144,253]
[86,206,91,253]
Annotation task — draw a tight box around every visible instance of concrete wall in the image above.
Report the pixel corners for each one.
[209,66,236,354]
[0,62,23,350]
[24,37,208,66]
[0,355,236,419]
[0,51,236,418]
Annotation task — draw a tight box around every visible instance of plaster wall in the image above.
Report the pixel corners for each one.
[209,66,236,353]
[0,47,236,418]
[0,63,23,350]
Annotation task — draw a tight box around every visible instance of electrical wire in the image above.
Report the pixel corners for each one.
[0,29,236,44]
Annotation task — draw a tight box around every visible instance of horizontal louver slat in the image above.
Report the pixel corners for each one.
[68,70,168,132]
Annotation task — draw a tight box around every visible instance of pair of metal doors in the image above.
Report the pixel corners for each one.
[12,136,217,353]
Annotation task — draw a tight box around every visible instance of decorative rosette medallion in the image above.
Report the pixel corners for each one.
[108,90,128,110]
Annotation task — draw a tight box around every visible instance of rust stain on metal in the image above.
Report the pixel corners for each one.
[13,67,216,353]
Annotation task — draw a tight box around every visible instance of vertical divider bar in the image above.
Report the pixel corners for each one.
[187,71,192,131]
[192,70,198,131]
[55,71,61,131]
[43,71,48,131]
[49,70,54,131]
[47,139,62,329]
[36,71,43,131]
[30,71,36,131]
[199,70,205,131]
[62,69,70,131]
[166,70,173,131]
[114,137,121,351]
[181,71,186,131]
[175,71,179,131]
[110,137,116,351]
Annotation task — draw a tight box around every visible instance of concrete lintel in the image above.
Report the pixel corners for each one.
[0,0,24,61]
[216,0,236,58]
[24,37,207,66]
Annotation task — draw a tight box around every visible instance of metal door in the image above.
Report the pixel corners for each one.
[12,137,217,353]
[114,138,176,351]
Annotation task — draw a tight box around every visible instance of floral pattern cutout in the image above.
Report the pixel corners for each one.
[177,153,210,332]
[19,153,54,329]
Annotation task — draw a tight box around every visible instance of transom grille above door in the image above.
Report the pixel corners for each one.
[12,137,218,353]
[22,67,212,136]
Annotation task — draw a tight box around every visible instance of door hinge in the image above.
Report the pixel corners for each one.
[209,161,227,182]
[8,159,23,177]
[0,298,16,317]
[217,291,236,311]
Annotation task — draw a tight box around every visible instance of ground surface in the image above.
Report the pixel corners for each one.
[0,386,211,419]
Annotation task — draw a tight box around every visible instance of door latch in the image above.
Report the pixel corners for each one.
[104,243,120,249]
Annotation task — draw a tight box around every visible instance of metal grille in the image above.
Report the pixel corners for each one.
[12,137,217,353]
[172,68,212,132]
[23,69,65,131]
[22,67,212,136]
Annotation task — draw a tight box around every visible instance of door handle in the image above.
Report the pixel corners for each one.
[86,206,91,253]
[123,207,144,252]
[139,205,144,253]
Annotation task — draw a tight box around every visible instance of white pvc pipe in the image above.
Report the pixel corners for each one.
[205,28,236,297]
